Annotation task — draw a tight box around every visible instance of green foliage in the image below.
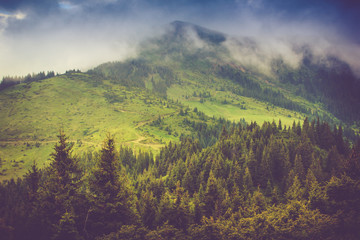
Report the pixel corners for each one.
[1,22,360,240]
[0,119,359,239]
[272,56,360,122]
[88,134,139,237]
[52,211,83,240]
[217,64,310,114]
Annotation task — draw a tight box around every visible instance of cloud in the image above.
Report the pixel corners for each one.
[0,0,359,78]
[0,15,165,78]
[0,11,26,31]
[0,1,175,78]
[201,2,360,76]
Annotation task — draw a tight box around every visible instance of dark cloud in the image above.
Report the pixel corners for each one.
[0,0,58,13]
[0,0,27,11]
[260,0,360,42]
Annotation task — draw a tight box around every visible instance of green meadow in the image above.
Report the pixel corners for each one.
[0,73,180,180]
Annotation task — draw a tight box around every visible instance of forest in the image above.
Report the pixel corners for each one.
[0,117,359,240]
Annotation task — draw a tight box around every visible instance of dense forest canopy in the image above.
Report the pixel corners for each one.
[1,118,360,240]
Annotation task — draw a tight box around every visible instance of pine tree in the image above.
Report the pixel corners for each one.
[302,117,310,136]
[25,161,41,204]
[318,122,335,150]
[138,189,157,229]
[335,125,346,155]
[294,154,305,181]
[278,119,282,130]
[245,149,257,184]
[309,154,323,182]
[343,141,360,180]
[251,188,267,213]
[36,130,83,239]
[220,125,228,140]
[229,184,244,212]
[49,130,82,190]
[243,167,254,191]
[182,167,193,192]
[285,175,305,201]
[52,211,83,240]
[203,170,222,218]
[325,146,341,176]
[24,161,43,238]
[259,146,272,186]
[88,134,138,237]
[305,169,326,210]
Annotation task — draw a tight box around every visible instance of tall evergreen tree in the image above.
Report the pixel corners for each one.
[37,130,83,239]
[88,134,138,237]
[25,161,41,205]
[203,171,222,218]
[294,154,305,181]
[285,175,305,201]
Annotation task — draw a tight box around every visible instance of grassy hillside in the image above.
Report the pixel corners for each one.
[0,72,198,180]
[1,21,359,181]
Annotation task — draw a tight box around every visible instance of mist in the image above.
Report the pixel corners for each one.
[0,0,359,79]
[0,5,173,78]
[204,10,360,77]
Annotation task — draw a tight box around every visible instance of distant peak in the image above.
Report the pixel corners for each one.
[169,20,226,45]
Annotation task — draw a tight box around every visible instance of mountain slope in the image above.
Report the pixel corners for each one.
[0,72,214,179]
[0,21,359,180]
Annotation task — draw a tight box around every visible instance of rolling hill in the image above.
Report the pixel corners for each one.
[0,20,359,180]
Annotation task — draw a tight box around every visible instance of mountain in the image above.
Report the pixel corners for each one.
[170,20,227,44]
[1,21,360,240]
[0,21,359,180]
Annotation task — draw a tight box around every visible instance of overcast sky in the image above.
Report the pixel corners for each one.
[0,0,359,78]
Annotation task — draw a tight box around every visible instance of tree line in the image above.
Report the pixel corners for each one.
[0,72,56,90]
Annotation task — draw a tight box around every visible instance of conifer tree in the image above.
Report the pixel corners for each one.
[335,125,346,155]
[88,134,138,237]
[294,154,305,181]
[36,130,83,239]
[251,188,267,213]
[325,146,341,176]
[259,146,272,186]
[305,169,326,210]
[52,211,83,240]
[203,170,221,218]
[245,149,257,183]
[243,167,254,191]
[278,119,282,130]
[229,184,244,212]
[309,154,323,181]
[285,175,305,201]
[25,161,41,204]
[342,141,360,180]
[23,161,43,237]
[138,189,157,229]
[49,130,82,189]
[182,167,195,195]
[302,117,310,136]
